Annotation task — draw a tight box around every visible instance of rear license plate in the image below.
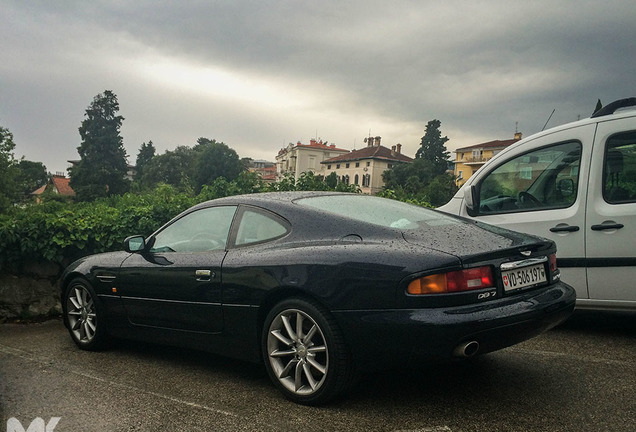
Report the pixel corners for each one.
[502,263,546,291]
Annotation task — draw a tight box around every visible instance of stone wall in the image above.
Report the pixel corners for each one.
[0,261,63,321]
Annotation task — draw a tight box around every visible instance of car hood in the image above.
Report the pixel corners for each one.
[402,219,553,264]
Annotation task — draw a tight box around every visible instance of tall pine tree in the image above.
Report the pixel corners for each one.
[415,119,450,176]
[135,140,156,183]
[70,90,129,200]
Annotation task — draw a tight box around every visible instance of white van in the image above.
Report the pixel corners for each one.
[439,98,636,311]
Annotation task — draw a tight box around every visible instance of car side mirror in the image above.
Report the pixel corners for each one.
[464,185,479,217]
[124,235,146,253]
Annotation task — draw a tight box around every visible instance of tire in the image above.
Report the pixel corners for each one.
[262,298,353,405]
[63,278,109,351]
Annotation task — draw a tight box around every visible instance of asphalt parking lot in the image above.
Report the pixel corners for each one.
[1,311,634,432]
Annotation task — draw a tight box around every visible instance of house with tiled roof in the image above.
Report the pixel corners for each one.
[31,174,76,202]
[453,133,522,186]
[321,136,413,195]
[276,139,350,181]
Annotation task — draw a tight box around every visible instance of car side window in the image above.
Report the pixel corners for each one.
[478,141,581,215]
[150,206,237,253]
[235,209,288,246]
[603,131,636,204]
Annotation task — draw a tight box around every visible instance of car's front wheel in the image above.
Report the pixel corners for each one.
[63,278,109,350]
[262,298,353,405]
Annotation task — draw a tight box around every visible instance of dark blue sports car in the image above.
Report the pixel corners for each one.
[61,192,575,404]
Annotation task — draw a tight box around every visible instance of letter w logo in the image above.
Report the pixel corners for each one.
[6,417,60,432]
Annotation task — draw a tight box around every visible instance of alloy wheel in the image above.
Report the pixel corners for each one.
[266,308,329,396]
[66,284,97,344]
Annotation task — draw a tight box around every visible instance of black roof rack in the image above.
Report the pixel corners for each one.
[591,97,636,118]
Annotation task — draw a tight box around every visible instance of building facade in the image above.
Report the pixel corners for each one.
[275,139,350,181]
[321,136,413,195]
[453,133,522,186]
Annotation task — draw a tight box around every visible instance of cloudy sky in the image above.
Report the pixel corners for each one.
[2,1,634,175]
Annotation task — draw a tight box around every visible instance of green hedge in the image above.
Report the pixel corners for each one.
[0,184,196,268]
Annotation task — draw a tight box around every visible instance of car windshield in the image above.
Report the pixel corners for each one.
[296,195,459,230]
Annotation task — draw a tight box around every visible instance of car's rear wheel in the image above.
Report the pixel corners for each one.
[262,298,352,405]
[63,278,109,350]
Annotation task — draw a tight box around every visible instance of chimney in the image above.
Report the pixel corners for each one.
[396,143,402,154]
[375,136,381,147]
[310,139,316,146]
[514,132,522,140]
[366,136,374,147]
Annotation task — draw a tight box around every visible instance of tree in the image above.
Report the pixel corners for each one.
[415,119,450,176]
[0,125,20,211]
[70,90,130,201]
[193,138,244,193]
[135,140,156,182]
[382,158,436,191]
[141,146,196,192]
[17,160,48,198]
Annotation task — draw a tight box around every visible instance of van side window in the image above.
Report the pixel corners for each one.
[603,131,636,204]
[477,141,581,215]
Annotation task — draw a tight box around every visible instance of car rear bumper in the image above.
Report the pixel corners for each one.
[332,281,576,371]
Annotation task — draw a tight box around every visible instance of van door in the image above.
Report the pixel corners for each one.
[463,124,596,300]
[585,119,636,305]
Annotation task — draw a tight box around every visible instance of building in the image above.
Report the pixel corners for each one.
[453,133,522,186]
[276,139,350,181]
[31,174,76,202]
[246,159,277,183]
[321,136,413,195]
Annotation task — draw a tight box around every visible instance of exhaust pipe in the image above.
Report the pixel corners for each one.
[453,341,480,358]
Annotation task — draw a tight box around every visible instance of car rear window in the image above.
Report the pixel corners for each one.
[295,195,459,230]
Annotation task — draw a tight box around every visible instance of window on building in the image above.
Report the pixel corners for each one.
[336,164,340,169]
[327,164,331,169]
[355,162,360,168]
[387,163,393,169]
[346,163,350,168]
[366,161,371,167]
[354,174,359,185]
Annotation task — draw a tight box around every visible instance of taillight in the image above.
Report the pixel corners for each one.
[407,266,494,295]
[549,253,561,281]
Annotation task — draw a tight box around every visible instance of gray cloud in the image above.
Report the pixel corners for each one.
[2,0,635,174]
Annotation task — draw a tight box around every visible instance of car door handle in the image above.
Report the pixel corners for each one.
[591,223,624,231]
[549,225,580,233]
[195,270,214,281]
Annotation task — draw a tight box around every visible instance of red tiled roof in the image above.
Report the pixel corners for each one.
[322,145,413,164]
[32,176,76,196]
[51,176,75,196]
[31,185,47,195]
[455,138,520,152]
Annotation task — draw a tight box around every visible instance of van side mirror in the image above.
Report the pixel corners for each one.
[124,235,146,253]
[464,185,479,216]
[557,178,574,197]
